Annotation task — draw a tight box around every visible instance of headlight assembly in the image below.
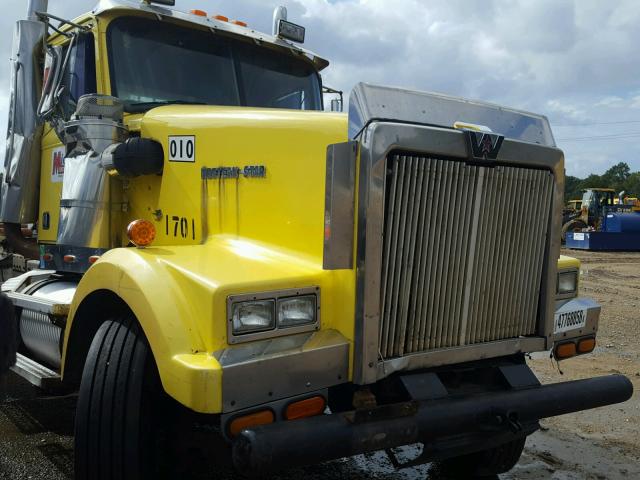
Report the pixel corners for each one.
[228,287,320,343]
[278,295,316,328]
[557,271,578,295]
[232,300,275,334]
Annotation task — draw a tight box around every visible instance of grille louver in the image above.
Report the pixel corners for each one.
[379,154,554,358]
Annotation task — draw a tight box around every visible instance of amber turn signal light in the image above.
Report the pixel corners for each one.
[285,396,326,421]
[229,410,274,437]
[578,337,596,354]
[127,219,156,248]
[555,341,577,360]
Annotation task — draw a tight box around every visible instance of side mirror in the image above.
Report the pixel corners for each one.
[322,86,344,113]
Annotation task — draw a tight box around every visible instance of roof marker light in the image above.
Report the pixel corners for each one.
[190,9,207,17]
[213,14,229,22]
[232,20,248,27]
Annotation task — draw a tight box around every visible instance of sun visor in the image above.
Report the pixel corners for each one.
[348,82,556,147]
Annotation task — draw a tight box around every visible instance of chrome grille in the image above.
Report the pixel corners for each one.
[379,154,554,358]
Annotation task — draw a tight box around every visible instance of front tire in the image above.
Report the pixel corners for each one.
[433,437,526,477]
[74,316,164,480]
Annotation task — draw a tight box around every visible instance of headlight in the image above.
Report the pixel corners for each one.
[228,287,320,343]
[557,271,577,295]
[278,295,316,328]
[232,300,275,334]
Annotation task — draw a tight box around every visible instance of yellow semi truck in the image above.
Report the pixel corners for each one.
[0,1,632,478]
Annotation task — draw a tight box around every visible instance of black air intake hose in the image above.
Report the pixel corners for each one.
[103,137,164,178]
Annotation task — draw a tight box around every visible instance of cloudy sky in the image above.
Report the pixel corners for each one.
[1,0,639,177]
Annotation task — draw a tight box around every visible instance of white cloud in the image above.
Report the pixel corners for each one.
[1,0,639,178]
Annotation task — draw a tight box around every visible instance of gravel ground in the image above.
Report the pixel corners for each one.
[1,248,638,479]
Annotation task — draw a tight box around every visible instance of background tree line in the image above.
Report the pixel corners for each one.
[565,162,640,202]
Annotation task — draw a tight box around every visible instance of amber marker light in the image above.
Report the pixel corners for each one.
[555,341,577,360]
[229,410,274,437]
[190,9,207,16]
[63,255,77,263]
[285,396,326,421]
[578,337,596,354]
[127,219,156,248]
[213,14,229,22]
[42,253,53,262]
[88,255,101,265]
[232,20,248,27]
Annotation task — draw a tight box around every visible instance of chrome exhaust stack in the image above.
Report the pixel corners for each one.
[0,1,48,225]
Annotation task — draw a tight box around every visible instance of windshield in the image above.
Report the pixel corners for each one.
[107,17,322,113]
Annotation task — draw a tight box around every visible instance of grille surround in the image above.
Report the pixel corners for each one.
[353,122,564,384]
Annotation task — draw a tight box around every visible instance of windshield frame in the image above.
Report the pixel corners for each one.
[105,15,324,113]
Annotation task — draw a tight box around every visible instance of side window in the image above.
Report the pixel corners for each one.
[60,32,97,118]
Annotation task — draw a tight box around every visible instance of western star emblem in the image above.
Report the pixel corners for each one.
[201,165,266,179]
[465,130,504,160]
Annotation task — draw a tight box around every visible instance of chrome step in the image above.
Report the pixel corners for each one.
[10,353,62,391]
[5,290,69,319]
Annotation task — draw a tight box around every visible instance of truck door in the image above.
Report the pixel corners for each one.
[38,32,97,243]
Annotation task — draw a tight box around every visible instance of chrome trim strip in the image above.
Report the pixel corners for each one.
[377,337,546,378]
[215,329,348,412]
[323,141,357,270]
[459,167,484,344]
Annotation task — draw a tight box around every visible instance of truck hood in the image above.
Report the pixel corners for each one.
[131,106,348,259]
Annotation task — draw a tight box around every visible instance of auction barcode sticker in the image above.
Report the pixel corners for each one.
[554,308,587,334]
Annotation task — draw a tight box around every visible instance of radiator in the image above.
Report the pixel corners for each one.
[379,154,554,358]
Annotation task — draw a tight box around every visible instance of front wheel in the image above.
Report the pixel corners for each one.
[74,316,167,480]
[432,437,526,477]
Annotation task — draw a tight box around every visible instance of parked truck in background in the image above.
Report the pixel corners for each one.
[0,1,633,478]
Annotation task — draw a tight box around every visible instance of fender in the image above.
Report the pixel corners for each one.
[62,246,222,412]
[62,235,356,413]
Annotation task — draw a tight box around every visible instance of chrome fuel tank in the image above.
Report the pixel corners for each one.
[19,280,76,368]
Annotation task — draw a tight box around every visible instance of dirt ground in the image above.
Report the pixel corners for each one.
[520,248,640,480]
[0,248,638,479]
